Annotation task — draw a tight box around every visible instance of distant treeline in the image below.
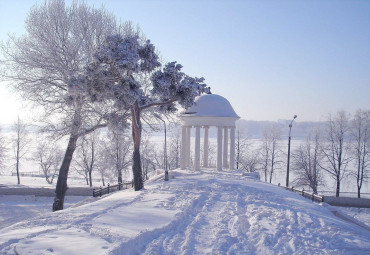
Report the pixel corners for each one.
[188,119,326,140]
[237,119,326,140]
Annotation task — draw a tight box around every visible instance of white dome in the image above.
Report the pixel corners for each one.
[182,94,239,118]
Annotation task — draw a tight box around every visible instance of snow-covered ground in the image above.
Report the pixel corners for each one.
[0,169,370,255]
[0,195,87,229]
[0,175,103,189]
[339,207,370,227]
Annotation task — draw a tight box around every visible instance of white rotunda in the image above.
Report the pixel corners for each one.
[179,94,240,171]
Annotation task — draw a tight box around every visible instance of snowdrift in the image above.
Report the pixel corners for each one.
[0,169,369,255]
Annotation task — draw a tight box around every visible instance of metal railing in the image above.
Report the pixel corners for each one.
[11,172,44,177]
[93,181,133,197]
[280,184,324,203]
[318,191,370,199]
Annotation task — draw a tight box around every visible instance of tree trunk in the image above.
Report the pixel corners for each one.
[269,151,274,184]
[101,174,105,186]
[358,186,361,198]
[89,171,92,187]
[132,145,143,190]
[16,157,20,185]
[312,173,318,194]
[53,134,78,211]
[131,102,143,191]
[118,169,123,183]
[336,177,340,197]
[46,175,52,184]
[16,137,20,184]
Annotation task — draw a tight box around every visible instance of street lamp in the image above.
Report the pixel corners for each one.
[286,114,297,187]
[154,113,168,181]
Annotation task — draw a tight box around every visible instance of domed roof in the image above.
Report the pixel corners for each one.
[182,94,239,118]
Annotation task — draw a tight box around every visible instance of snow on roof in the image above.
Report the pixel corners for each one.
[182,94,239,118]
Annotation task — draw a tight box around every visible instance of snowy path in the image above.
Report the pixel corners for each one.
[0,169,370,255]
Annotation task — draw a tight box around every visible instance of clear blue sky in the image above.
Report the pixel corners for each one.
[0,0,369,124]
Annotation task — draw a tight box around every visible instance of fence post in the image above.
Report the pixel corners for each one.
[108,183,110,194]
[292,186,294,192]
[302,188,304,196]
[100,186,102,197]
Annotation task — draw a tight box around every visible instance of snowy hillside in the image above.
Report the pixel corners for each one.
[0,169,369,255]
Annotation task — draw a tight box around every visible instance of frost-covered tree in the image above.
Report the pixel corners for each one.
[168,124,181,170]
[0,128,6,172]
[321,111,352,197]
[292,129,323,194]
[240,149,261,173]
[350,109,370,198]
[0,0,125,210]
[207,143,217,167]
[12,117,30,185]
[235,126,253,170]
[260,124,282,183]
[102,130,132,183]
[73,132,99,187]
[34,141,63,184]
[83,33,206,190]
[141,132,156,181]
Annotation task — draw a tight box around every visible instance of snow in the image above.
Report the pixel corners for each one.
[0,175,103,189]
[183,94,239,118]
[0,196,87,229]
[338,207,370,227]
[1,169,370,254]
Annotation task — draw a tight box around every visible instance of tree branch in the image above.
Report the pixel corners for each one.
[140,98,177,110]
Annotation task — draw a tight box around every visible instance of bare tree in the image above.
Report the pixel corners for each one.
[96,146,112,187]
[261,128,271,182]
[0,0,125,210]
[0,128,6,172]
[168,124,181,170]
[12,117,30,184]
[102,130,132,183]
[141,132,156,180]
[73,132,100,187]
[350,109,370,198]
[235,126,250,170]
[34,141,63,184]
[207,143,217,168]
[268,124,282,183]
[239,149,261,173]
[321,111,352,197]
[234,125,260,173]
[292,129,323,194]
[260,124,282,183]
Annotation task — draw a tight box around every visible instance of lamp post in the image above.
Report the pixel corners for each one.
[286,115,297,187]
[154,114,168,181]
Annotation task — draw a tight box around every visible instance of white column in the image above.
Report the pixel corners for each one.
[203,126,209,167]
[223,127,229,168]
[180,126,187,169]
[217,126,223,171]
[229,126,236,170]
[186,126,191,167]
[194,126,201,170]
